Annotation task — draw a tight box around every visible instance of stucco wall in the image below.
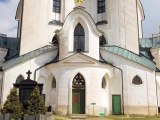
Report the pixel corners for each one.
[101,49,157,115]
[19,0,141,55]
[44,61,122,115]
[20,0,61,55]
[1,49,58,103]
[156,72,160,108]
[23,53,122,116]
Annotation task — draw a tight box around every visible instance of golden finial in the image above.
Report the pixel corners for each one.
[75,0,85,5]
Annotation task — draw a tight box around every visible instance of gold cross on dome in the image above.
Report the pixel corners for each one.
[75,0,85,5]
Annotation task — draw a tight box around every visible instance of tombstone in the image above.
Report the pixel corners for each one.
[4,114,9,120]
[23,114,28,120]
[28,115,36,120]
[0,114,4,120]
[14,70,43,110]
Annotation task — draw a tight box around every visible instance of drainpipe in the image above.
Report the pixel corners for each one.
[155,71,159,115]
[100,52,124,115]
[34,49,59,81]
[146,72,149,115]
[0,71,4,104]
[34,65,46,81]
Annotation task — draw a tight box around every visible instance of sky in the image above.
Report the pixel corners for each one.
[141,0,160,37]
[0,0,160,38]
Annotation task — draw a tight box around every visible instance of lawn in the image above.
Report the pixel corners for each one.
[54,115,160,120]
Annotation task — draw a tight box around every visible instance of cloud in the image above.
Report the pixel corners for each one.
[0,0,159,38]
[0,0,19,37]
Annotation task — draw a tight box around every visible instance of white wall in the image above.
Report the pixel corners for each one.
[19,0,140,55]
[57,8,102,60]
[1,49,58,103]
[100,49,157,115]
[156,72,160,108]
[28,53,122,115]
[151,48,160,69]
[137,0,145,38]
[20,0,61,55]
[0,48,7,66]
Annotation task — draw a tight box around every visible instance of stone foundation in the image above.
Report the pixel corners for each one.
[57,105,108,116]
[57,105,68,115]
[56,105,158,116]
[87,106,107,116]
[124,106,157,115]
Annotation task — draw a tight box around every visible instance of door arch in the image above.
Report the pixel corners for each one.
[72,73,85,114]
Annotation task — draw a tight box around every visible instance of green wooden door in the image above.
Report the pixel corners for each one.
[112,95,121,115]
[72,89,85,114]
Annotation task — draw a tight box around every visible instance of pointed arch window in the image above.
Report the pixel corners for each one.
[100,35,107,45]
[53,0,61,13]
[102,77,106,89]
[52,34,59,46]
[73,73,85,88]
[132,75,143,85]
[74,23,85,52]
[52,76,56,88]
[98,0,105,14]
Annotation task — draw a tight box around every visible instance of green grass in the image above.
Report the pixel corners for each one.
[54,115,160,120]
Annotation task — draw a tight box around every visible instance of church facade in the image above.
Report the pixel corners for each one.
[0,0,160,116]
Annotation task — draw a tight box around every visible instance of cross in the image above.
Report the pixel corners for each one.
[26,70,32,79]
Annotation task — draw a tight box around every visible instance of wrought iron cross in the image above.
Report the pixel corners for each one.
[26,70,32,79]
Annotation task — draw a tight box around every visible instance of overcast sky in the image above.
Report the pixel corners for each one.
[0,0,160,38]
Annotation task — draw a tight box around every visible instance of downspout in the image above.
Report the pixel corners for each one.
[146,72,149,115]
[0,70,4,104]
[100,52,124,115]
[155,71,159,115]
[34,49,59,81]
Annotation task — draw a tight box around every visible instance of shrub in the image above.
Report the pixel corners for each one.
[2,87,22,114]
[27,86,46,115]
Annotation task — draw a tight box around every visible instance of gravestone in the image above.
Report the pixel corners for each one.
[0,114,4,120]
[4,114,9,120]
[14,70,43,110]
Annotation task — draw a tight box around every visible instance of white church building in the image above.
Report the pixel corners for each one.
[0,0,160,116]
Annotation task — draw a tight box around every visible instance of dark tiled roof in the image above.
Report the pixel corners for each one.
[0,35,20,61]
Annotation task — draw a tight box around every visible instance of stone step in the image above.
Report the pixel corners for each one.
[70,114,88,119]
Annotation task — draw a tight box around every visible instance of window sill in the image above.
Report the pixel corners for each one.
[68,51,89,53]
[96,20,108,25]
[48,20,63,26]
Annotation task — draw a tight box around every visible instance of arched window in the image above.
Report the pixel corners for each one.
[53,0,61,13]
[16,75,24,83]
[52,76,56,88]
[132,75,143,85]
[74,23,85,52]
[52,34,59,46]
[100,35,107,46]
[73,73,85,88]
[102,77,106,89]
[98,0,105,14]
